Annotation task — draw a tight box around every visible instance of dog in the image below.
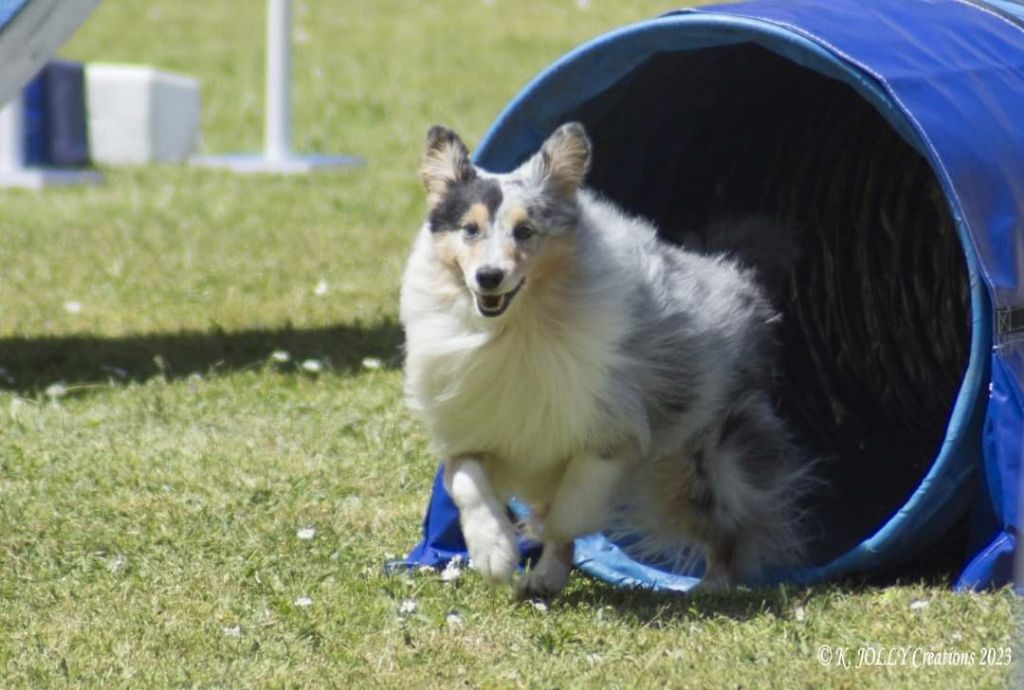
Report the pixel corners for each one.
[400,122,813,597]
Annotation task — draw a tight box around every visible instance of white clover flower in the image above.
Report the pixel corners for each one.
[440,559,463,583]
[296,527,316,541]
[106,554,126,573]
[45,383,67,400]
[294,596,313,608]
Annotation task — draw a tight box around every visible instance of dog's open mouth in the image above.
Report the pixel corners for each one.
[474,280,524,318]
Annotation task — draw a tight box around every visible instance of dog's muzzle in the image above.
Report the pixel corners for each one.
[474,279,525,317]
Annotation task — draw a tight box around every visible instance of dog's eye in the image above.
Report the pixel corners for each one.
[462,224,480,239]
[512,223,535,242]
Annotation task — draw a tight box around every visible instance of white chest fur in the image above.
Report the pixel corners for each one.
[404,295,627,500]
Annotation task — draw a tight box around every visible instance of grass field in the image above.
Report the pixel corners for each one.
[0,1,1017,687]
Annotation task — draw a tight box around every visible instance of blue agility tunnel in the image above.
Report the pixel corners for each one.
[399,0,1024,591]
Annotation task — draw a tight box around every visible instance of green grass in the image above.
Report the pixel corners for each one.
[0,1,1016,687]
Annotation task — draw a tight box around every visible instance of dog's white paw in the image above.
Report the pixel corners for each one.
[515,551,572,599]
[463,514,519,584]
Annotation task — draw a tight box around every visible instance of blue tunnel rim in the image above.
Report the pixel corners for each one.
[474,12,992,590]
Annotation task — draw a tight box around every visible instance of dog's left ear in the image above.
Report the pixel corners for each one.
[530,122,591,198]
[422,125,475,206]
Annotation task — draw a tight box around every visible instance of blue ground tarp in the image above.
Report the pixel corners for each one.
[400,0,1024,592]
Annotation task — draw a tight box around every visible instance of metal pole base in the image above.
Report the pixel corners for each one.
[191,152,364,174]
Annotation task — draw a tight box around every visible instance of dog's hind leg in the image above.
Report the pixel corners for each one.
[698,395,812,586]
[700,536,739,590]
[445,457,520,584]
[516,452,625,598]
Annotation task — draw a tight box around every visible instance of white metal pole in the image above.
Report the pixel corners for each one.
[0,94,24,174]
[264,0,292,162]
[193,0,360,173]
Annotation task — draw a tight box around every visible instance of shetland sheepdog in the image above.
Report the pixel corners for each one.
[400,122,812,597]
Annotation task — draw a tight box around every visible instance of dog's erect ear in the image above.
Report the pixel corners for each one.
[421,126,474,205]
[530,122,591,198]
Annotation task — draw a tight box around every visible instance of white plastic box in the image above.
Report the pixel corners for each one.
[85,64,200,164]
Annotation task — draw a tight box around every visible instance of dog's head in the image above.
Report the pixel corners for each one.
[419,122,591,319]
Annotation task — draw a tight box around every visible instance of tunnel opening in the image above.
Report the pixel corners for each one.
[566,44,973,567]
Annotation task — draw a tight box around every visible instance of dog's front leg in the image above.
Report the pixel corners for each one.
[516,453,625,598]
[444,457,519,584]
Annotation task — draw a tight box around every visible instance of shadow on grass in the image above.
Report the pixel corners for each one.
[554,577,895,625]
[554,580,820,624]
[555,566,960,625]
[0,318,404,395]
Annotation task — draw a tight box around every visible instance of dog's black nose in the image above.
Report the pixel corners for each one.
[475,267,505,290]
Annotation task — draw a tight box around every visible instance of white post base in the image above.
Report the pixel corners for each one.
[0,167,102,189]
[191,152,363,174]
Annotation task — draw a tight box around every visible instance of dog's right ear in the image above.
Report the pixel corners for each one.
[421,126,474,206]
